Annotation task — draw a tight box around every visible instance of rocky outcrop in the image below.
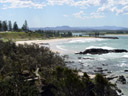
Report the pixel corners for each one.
[124,70,128,72]
[76,48,128,55]
[107,76,118,81]
[116,75,126,84]
[97,37,119,39]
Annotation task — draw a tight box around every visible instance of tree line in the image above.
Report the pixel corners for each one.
[35,30,73,38]
[0,20,73,38]
[0,20,29,32]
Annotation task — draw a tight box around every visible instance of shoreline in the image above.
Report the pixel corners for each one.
[15,37,99,53]
[16,37,96,45]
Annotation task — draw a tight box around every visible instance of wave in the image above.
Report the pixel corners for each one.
[119,63,127,67]
[56,45,67,51]
[98,57,106,61]
[122,55,128,58]
[86,46,115,50]
[68,38,107,43]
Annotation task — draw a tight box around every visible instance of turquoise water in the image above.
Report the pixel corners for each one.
[50,35,128,95]
[55,36,128,71]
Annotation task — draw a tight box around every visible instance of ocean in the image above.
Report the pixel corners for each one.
[49,35,128,96]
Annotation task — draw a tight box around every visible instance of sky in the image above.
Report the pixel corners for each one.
[0,0,128,28]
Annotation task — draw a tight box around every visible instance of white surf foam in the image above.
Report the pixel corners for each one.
[98,57,106,61]
[119,63,127,67]
[56,45,67,51]
[122,55,128,58]
[68,38,107,43]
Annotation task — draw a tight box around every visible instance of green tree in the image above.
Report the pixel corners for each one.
[94,74,109,96]
[47,67,95,96]
[8,21,12,31]
[13,21,18,31]
[22,20,29,32]
[2,21,8,31]
[0,21,2,31]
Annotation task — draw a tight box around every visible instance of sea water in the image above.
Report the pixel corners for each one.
[49,35,128,95]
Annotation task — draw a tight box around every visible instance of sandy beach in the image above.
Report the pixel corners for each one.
[16,37,95,53]
[16,37,93,45]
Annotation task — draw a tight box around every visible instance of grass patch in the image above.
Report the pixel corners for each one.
[0,32,45,41]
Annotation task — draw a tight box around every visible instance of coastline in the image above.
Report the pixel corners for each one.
[15,36,127,95]
[16,37,95,50]
[16,37,95,44]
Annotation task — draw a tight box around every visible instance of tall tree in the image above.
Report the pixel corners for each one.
[2,21,8,31]
[0,21,2,31]
[13,21,18,31]
[8,21,12,31]
[22,20,29,32]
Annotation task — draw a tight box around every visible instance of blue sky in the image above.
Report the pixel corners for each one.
[0,0,128,28]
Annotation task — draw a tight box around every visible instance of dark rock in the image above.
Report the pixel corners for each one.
[94,69,103,73]
[117,75,126,84]
[65,61,74,63]
[116,88,124,96]
[89,67,93,69]
[79,48,109,55]
[102,64,108,66]
[78,57,82,59]
[117,88,122,93]
[83,57,94,60]
[94,70,102,72]
[124,70,128,72]
[107,71,112,74]
[107,76,118,81]
[96,67,102,70]
[94,67,109,74]
[111,49,128,53]
[97,37,119,39]
[103,69,108,71]
[76,48,128,55]
[79,62,84,64]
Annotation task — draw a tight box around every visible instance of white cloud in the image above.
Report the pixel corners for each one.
[73,11,88,19]
[0,0,46,9]
[98,0,128,15]
[0,0,128,16]
[73,11,104,19]
[90,12,104,18]
[115,6,128,15]
[117,0,128,5]
[72,0,101,7]
[47,0,74,5]
[47,0,101,7]
[63,14,69,17]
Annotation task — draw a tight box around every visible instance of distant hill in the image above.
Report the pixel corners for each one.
[30,26,128,31]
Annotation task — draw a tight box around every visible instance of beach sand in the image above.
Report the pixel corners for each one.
[16,37,94,53]
[16,37,93,45]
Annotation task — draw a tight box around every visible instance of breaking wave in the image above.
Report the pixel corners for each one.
[56,45,67,51]
[122,55,128,58]
[68,38,107,43]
